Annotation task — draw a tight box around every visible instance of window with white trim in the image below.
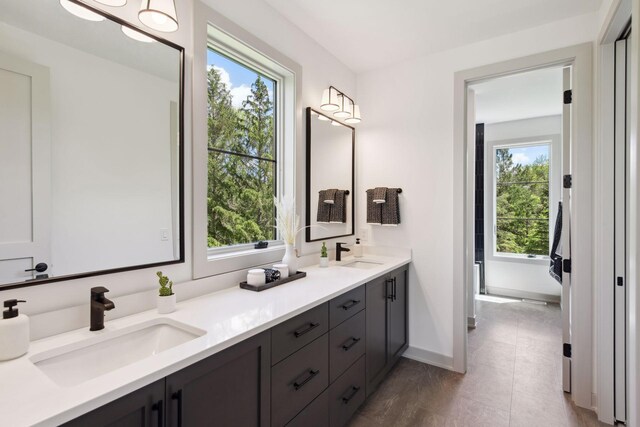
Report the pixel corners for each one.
[206,48,278,249]
[493,142,551,256]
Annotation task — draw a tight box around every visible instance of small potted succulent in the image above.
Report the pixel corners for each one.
[156,271,176,314]
[319,242,329,268]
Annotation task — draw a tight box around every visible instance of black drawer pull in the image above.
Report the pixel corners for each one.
[294,322,320,337]
[342,386,361,404]
[341,299,361,310]
[342,337,361,351]
[386,278,394,300]
[172,390,183,427]
[293,369,320,390]
[151,400,164,427]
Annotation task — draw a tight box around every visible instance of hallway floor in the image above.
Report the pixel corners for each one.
[348,296,605,426]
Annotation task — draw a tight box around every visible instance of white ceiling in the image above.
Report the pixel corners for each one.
[471,66,563,124]
[263,0,601,73]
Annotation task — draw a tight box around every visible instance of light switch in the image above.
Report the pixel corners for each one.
[160,228,169,241]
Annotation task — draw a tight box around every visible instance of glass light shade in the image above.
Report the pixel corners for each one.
[320,88,339,111]
[122,25,156,42]
[139,0,178,32]
[317,114,330,121]
[60,0,105,22]
[333,95,351,118]
[94,0,127,6]
[344,105,361,124]
[331,120,342,127]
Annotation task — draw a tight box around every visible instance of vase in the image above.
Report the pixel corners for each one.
[157,293,176,314]
[282,243,298,274]
[319,257,329,268]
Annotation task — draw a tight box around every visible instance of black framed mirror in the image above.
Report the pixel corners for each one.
[305,107,355,242]
[0,0,184,289]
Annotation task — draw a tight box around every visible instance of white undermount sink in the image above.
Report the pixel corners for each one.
[30,318,206,387]
[340,260,383,269]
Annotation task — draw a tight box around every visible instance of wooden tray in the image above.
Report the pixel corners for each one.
[240,271,307,292]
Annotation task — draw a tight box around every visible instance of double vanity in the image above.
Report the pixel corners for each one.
[0,254,410,426]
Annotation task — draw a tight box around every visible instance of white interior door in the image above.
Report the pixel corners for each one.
[561,66,572,393]
[613,33,630,424]
[0,53,51,284]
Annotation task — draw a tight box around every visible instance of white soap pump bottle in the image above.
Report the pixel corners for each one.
[353,238,363,258]
[0,299,30,361]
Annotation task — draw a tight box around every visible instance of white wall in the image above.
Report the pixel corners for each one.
[356,13,599,363]
[0,0,357,339]
[483,116,562,301]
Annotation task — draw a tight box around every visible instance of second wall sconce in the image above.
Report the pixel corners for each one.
[320,86,361,124]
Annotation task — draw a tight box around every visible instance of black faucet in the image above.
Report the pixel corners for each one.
[90,286,115,331]
[336,242,351,262]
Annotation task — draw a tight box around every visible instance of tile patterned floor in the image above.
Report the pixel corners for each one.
[348,296,607,427]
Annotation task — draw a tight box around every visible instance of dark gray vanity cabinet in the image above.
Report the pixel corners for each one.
[165,331,271,427]
[63,379,165,427]
[365,265,408,396]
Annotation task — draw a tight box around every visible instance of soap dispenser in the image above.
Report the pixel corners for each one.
[0,299,30,361]
[353,238,363,258]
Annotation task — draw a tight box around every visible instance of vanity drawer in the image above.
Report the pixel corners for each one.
[329,286,365,328]
[272,303,329,365]
[329,355,366,427]
[272,334,329,427]
[329,310,366,382]
[286,389,329,427]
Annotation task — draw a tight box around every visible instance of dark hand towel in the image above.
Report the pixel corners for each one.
[366,189,382,224]
[324,188,337,204]
[381,188,400,225]
[549,201,563,284]
[329,190,347,223]
[373,187,387,204]
[317,190,332,223]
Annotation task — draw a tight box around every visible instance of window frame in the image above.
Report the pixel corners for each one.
[485,135,561,263]
[193,5,301,279]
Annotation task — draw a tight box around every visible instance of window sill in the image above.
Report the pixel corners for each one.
[206,243,285,261]
[487,253,550,265]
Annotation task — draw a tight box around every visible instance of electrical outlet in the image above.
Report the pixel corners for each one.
[360,228,369,241]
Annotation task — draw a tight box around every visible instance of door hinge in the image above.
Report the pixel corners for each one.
[617,277,624,287]
[563,343,572,358]
[564,89,572,104]
[563,174,572,189]
[563,259,571,273]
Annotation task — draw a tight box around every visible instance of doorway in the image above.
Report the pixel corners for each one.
[452,42,594,410]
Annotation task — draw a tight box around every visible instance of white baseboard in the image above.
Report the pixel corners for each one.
[402,346,455,371]
[486,286,560,303]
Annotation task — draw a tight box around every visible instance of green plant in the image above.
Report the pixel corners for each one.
[321,242,328,258]
[157,271,173,297]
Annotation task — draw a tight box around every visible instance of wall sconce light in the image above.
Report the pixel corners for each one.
[139,0,179,32]
[59,0,105,22]
[94,0,127,6]
[320,86,362,124]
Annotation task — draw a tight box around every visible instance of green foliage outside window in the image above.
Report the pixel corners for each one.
[207,54,276,248]
[495,146,550,256]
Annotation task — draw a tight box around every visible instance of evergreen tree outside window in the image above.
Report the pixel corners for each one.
[206,48,277,248]
[494,143,550,256]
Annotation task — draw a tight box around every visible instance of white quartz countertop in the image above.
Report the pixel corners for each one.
[0,253,411,427]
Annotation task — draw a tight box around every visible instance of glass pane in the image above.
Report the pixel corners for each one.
[208,152,276,247]
[206,48,276,159]
[495,144,550,256]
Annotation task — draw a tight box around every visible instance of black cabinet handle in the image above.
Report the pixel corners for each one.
[342,337,361,351]
[25,262,48,273]
[171,390,183,427]
[151,400,164,427]
[294,322,320,337]
[386,279,394,300]
[393,277,397,301]
[341,299,361,310]
[342,386,361,404]
[293,369,319,390]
